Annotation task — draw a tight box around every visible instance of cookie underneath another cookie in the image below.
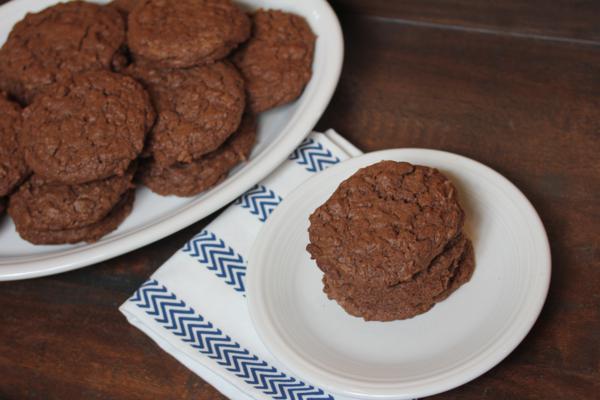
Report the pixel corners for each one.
[138,113,256,197]
[0,94,29,197]
[323,236,475,321]
[128,0,250,68]
[8,165,135,232]
[21,70,155,185]
[232,9,316,113]
[126,60,245,167]
[13,189,135,245]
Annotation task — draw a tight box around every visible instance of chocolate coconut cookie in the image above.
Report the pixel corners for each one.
[232,10,316,113]
[0,94,28,197]
[128,0,250,68]
[21,71,154,185]
[308,161,465,286]
[126,61,244,166]
[138,113,256,196]
[307,160,474,321]
[9,166,135,232]
[0,1,125,103]
[13,189,135,245]
[323,236,475,321]
[0,0,315,246]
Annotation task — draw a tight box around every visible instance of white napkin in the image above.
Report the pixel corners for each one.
[120,130,363,400]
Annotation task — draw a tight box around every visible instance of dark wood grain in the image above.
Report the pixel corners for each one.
[1,0,599,399]
[329,0,600,43]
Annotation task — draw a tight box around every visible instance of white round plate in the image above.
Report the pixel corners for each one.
[0,0,343,280]
[248,149,551,399]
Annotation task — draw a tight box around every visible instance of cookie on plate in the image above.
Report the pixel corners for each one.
[0,93,28,197]
[126,61,244,166]
[8,165,135,232]
[12,189,135,245]
[322,235,475,321]
[307,161,465,287]
[138,113,256,197]
[307,160,475,321]
[128,0,250,68]
[0,1,125,103]
[21,71,155,185]
[232,10,316,113]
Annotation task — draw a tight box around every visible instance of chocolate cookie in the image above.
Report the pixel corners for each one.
[138,113,256,196]
[232,10,315,113]
[8,166,135,232]
[323,236,475,321]
[14,189,135,245]
[307,161,465,287]
[0,1,125,103]
[126,61,244,166]
[0,94,28,196]
[128,0,250,68]
[21,71,155,185]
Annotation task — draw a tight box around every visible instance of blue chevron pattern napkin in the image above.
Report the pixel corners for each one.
[120,130,363,400]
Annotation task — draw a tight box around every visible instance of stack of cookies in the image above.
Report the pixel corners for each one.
[0,0,316,245]
[0,2,153,244]
[8,71,154,244]
[119,0,316,196]
[307,161,475,321]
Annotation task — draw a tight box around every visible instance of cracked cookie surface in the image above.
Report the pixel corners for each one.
[13,189,135,245]
[232,10,315,113]
[128,0,250,68]
[307,161,465,287]
[126,60,244,166]
[323,235,475,321]
[21,71,154,184]
[0,1,125,103]
[8,165,135,232]
[0,94,28,196]
[138,113,256,197]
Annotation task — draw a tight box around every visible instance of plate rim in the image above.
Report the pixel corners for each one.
[247,148,551,399]
[0,0,344,280]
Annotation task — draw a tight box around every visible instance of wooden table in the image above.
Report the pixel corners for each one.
[1,1,599,398]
